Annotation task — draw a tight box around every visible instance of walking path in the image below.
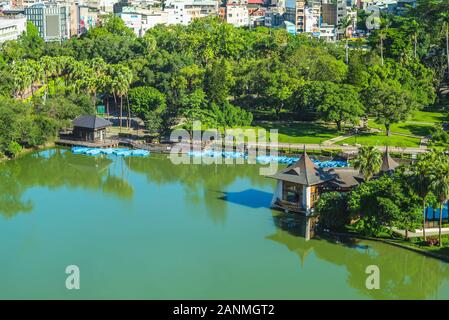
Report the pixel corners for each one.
[393,227,449,238]
[420,137,429,149]
[322,133,354,146]
[244,142,427,154]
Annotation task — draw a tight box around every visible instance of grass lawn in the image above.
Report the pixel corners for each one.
[410,110,447,123]
[367,120,434,137]
[171,122,342,144]
[367,110,446,138]
[336,132,421,147]
[246,122,342,144]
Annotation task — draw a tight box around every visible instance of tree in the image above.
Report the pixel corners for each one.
[430,155,449,247]
[353,146,382,181]
[439,11,449,79]
[348,172,421,237]
[406,152,438,241]
[286,45,348,83]
[365,82,417,136]
[204,58,234,105]
[378,17,391,66]
[110,64,133,130]
[317,84,364,131]
[100,14,136,38]
[293,81,337,120]
[128,86,166,119]
[408,18,420,59]
[6,141,22,158]
[315,192,349,230]
[18,22,44,60]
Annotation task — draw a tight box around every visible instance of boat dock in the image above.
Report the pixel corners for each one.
[55,138,120,148]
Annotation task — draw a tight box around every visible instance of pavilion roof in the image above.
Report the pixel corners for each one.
[268,148,334,186]
[73,115,112,130]
[380,146,399,172]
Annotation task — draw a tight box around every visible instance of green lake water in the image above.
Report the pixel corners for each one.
[1,147,449,299]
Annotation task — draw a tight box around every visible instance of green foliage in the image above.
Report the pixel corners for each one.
[317,84,364,131]
[0,15,442,154]
[353,146,382,181]
[348,172,421,237]
[315,192,350,231]
[429,126,449,146]
[204,58,234,105]
[18,22,44,60]
[216,101,253,127]
[129,86,166,118]
[364,82,419,135]
[6,141,22,158]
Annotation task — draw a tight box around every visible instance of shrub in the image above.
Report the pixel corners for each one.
[6,141,22,158]
[315,192,350,231]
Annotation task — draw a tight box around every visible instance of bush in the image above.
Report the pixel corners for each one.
[315,192,350,231]
[430,126,449,146]
[6,141,22,158]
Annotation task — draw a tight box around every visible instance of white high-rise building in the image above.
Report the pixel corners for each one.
[25,2,70,41]
[226,1,249,27]
[0,14,27,42]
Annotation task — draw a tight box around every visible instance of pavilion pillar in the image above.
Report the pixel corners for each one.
[302,185,312,214]
[271,181,283,206]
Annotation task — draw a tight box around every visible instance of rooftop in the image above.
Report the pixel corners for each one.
[380,147,399,172]
[269,148,334,186]
[73,115,112,130]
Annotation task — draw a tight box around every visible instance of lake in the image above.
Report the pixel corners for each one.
[0,148,449,299]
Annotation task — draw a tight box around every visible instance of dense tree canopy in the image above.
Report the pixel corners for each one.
[0,7,445,156]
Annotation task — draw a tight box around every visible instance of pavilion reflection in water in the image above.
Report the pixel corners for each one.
[266,214,449,299]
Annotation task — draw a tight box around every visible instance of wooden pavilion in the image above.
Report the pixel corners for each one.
[72,115,112,142]
[268,147,400,240]
[269,148,334,215]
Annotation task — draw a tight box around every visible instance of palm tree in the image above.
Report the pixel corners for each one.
[89,58,108,108]
[430,156,449,247]
[40,56,56,97]
[378,17,391,67]
[338,15,352,65]
[110,65,133,131]
[439,12,449,78]
[408,18,420,59]
[100,74,113,118]
[11,62,33,98]
[353,146,382,181]
[408,152,437,241]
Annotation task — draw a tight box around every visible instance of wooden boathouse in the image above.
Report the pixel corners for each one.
[57,115,119,148]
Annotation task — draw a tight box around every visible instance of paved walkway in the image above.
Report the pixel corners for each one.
[393,227,449,238]
[420,137,429,149]
[245,142,427,154]
[322,134,354,146]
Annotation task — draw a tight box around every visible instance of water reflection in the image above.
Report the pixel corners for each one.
[0,148,133,218]
[269,213,449,299]
[126,156,272,224]
[2,148,449,299]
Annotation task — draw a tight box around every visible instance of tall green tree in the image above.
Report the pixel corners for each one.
[204,58,234,105]
[430,155,449,247]
[365,82,418,136]
[407,152,438,241]
[318,84,364,131]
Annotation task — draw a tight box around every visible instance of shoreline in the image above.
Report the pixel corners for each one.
[0,141,56,163]
[319,231,449,263]
[4,143,449,264]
